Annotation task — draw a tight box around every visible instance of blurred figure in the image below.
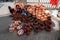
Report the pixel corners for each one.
[8,6,15,17]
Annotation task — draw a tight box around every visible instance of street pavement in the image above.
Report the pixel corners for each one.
[0,16,59,40]
[0,2,14,17]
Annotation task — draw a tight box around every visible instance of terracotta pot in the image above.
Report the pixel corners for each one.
[39,26,44,30]
[33,19,39,25]
[45,20,52,26]
[24,24,32,32]
[16,25,22,30]
[30,24,34,30]
[39,22,44,30]
[9,27,15,32]
[29,17,34,22]
[19,3,25,9]
[45,26,52,32]
[34,27,40,32]
[26,31,31,35]
[17,29,24,36]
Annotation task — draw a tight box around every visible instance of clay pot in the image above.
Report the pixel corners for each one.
[16,25,22,30]
[34,27,40,33]
[45,20,52,26]
[10,22,18,28]
[24,24,33,34]
[24,28,31,35]
[22,16,27,23]
[39,26,44,30]
[19,3,25,9]
[36,15,41,19]
[33,19,39,25]
[27,12,32,17]
[24,17,30,22]
[15,5,20,9]
[39,22,44,30]
[43,15,47,20]
[10,23,14,28]
[17,20,21,24]
[29,17,34,22]
[40,16,46,22]
[26,31,31,35]
[39,4,46,10]
[28,7,33,14]
[45,25,52,32]
[30,24,34,30]
[25,27,31,32]
[14,21,20,26]
[17,29,24,36]
[9,27,15,32]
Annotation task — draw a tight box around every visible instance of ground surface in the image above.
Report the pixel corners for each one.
[0,16,59,40]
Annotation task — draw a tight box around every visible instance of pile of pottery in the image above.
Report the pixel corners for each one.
[9,20,24,36]
[27,4,51,21]
[8,3,52,36]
